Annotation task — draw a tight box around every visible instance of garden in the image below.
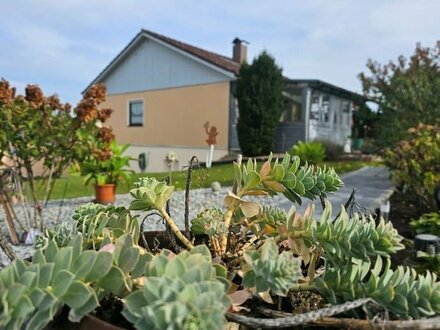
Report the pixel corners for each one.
[1,41,440,330]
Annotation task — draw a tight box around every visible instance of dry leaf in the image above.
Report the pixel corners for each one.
[240,201,261,218]
[259,160,271,178]
[229,289,252,306]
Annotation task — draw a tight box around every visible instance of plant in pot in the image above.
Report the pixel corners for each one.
[80,141,134,204]
[4,153,440,329]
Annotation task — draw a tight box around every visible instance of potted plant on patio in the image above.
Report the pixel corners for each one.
[80,140,134,203]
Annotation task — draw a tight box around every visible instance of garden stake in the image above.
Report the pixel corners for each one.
[184,156,199,239]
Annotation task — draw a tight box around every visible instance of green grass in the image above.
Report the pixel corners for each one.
[36,159,378,201]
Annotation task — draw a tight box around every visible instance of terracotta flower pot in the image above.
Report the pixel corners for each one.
[95,184,116,204]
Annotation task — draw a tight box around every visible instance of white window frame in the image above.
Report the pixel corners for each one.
[128,99,144,127]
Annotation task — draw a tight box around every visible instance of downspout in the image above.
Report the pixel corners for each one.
[304,88,311,142]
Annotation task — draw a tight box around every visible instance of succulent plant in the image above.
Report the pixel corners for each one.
[231,153,343,204]
[191,208,226,255]
[37,203,140,251]
[5,152,439,329]
[35,221,77,249]
[191,208,226,237]
[283,202,404,265]
[316,256,440,319]
[0,233,145,330]
[241,239,302,295]
[129,177,174,211]
[129,177,194,250]
[248,206,287,237]
[122,245,231,330]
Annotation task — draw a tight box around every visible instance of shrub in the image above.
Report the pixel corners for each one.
[236,51,283,156]
[288,141,325,164]
[313,140,344,160]
[410,212,440,236]
[384,124,440,212]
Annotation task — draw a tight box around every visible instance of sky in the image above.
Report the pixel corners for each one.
[1,0,440,105]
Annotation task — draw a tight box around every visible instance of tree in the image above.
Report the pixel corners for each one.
[0,80,114,232]
[359,42,440,148]
[236,51,283,156]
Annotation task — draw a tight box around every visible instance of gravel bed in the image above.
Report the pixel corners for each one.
[0,186,286,268]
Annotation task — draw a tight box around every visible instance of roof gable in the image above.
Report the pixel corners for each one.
[84,30,239,93]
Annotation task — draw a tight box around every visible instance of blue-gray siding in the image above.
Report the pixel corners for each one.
[101,38,233,95]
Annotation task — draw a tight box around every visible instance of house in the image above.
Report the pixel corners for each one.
[85,29,363,172]
[275,79,365,153]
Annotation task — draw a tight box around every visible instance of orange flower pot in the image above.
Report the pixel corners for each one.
[95,184,116,204]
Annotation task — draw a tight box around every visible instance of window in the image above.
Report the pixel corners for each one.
[322,95,330,122]
[129,100,143,126]
[280,90,302,123]
[310,94,320,120]
[309,92,331,122]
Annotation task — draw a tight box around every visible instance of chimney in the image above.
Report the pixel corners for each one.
[232,37,248,64]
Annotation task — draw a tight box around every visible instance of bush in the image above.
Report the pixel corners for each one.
[314,140,344,161]
[410,212,440,236]
[360,139,381,155]
[236,51,283,156]
[288,141,325,164]
[384,124,440,212]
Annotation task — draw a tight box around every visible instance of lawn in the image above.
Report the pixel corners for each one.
[38,159,378,201]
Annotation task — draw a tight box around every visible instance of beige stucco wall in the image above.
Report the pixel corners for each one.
[100,81,231,172]
[103,81,230,149]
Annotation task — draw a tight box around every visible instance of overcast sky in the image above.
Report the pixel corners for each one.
[1,0,439,105]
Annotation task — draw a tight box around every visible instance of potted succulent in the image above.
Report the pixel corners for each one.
[4,153,440,329]
[80,141,134,203]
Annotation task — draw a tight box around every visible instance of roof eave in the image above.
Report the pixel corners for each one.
[285,79,366,103]
[83,30,236,94]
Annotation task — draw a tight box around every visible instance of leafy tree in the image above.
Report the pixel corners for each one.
[236,51,283,156]
[351,103,380,139]
[359,42,440,148]
[0,80,114,231]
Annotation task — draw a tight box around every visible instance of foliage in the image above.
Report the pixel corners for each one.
[236,51,283,156]
[351,103,380,140]
[0,80,114,231]
[129,177,193,249]
[3,152,437,328]
[359,42,440,148]
[191,208,227,238]
[122,245,231,330]
[80,141,134,186]
[241,239,302,295]
[0,233,145,330]
[313,140,344,161]
[410,212,440,236]
[288,141,325,164]
[316,257,440,319]
[282,203,404,266]
[36,203,140,250]
[384,124,440,212]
